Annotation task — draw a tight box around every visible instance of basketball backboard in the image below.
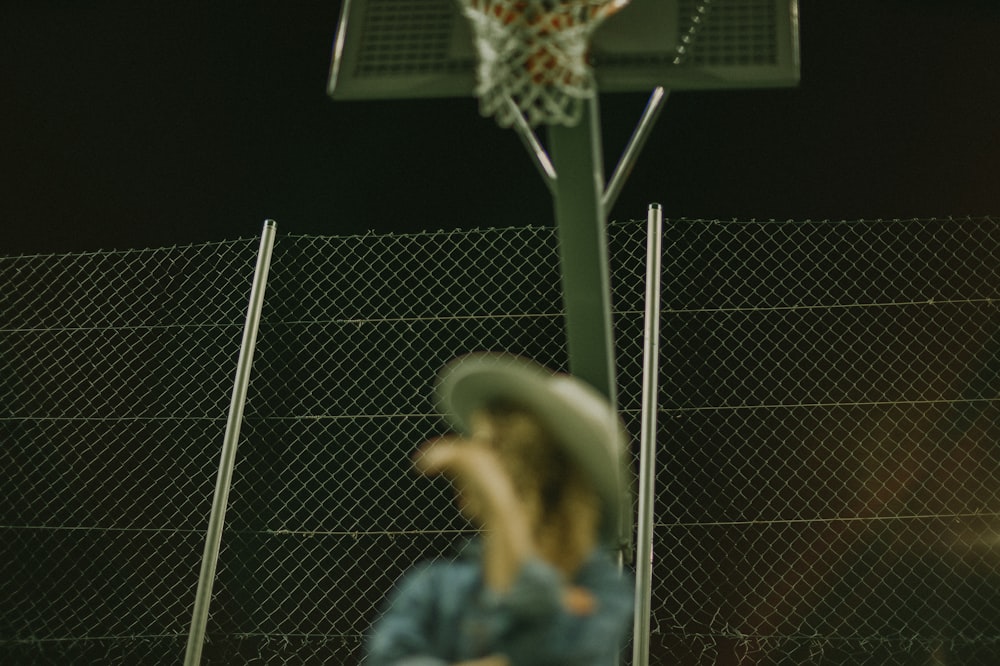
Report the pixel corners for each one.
[328,0,800,100]
[323,1,802,568]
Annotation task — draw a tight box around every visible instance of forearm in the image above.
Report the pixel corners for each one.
[476,469,534,592]
[415,438,537,592]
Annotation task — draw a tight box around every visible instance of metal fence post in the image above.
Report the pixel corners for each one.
[183,220,277,666]
[632,204,663,666]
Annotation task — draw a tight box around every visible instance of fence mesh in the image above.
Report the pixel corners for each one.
[649,217,1000,665]
[2,216,998,665]
[1,240,261,664]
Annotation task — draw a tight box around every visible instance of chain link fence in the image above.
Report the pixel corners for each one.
[2,216,998,665]
[1,240,262,663]
[648,217,1000,665]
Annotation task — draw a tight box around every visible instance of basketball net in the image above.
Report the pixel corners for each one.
[457,0,631,127]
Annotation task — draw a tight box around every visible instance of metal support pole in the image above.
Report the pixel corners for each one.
[632,204,663,666]
[603,87,668,214]
[184,219,277,666]
[507,96,558,195]
[547,94,618,408]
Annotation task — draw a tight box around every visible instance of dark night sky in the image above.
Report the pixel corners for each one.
[1,0,998,256]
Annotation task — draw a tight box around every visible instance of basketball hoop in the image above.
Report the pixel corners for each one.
[457,0,631,127]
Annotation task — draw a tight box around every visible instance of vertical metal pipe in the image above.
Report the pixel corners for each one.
[632,204,663,666]
[548,94,618,408]
[184,219,277,666]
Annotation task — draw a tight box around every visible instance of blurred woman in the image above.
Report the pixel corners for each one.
[366,353,633,666]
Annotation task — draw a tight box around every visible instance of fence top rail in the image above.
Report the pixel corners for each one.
[3,215,996,261]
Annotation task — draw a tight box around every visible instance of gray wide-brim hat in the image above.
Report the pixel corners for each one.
[435,352,630,545]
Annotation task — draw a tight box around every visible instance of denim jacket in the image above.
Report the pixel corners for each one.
[365,541,633,666]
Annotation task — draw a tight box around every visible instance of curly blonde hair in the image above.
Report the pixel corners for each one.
[478,401,601,577]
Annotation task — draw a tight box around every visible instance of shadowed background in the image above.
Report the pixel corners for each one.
[1,0,998,254]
